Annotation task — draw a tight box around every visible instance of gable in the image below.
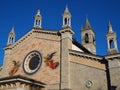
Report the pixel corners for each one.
[2,28,61,84]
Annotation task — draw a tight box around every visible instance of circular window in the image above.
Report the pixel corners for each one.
[23,50,42,75]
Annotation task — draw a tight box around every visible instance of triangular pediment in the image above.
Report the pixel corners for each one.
[2,28,61,85]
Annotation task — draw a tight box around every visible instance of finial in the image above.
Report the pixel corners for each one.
[108,20,111,26]
[65,5,69,12]
[36,9,41,16]
[11,27,14,33]
[108,21,113,33]
[86,16,89,24]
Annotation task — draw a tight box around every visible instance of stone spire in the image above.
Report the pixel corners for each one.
[108,21,113,33]
[10,27,15,35]
[34,9,42,28]
[36,9,41,16]
[63,5,71,16]
[106,21,118,55]
[7,27,16,45]
[84,17,92,30]
[81,17,96,54]
[62,5,71,28]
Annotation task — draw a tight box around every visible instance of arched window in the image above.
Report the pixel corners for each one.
[38,20,40,26]
[109,40,114,49]
[36,20,38,25]
[85,33,89,43]
[9,37,11,43]
[12,37,14,43]
[64,18,67,25]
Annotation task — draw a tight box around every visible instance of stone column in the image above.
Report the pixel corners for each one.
[59,27,74,90]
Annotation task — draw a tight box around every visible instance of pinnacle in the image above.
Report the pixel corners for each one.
[108,21,111,26]
[65,5,69,13]
[108,21,113,33]
[9,27,16,37]
[84,17,91,29]
[10,27,15,34]
[9,27,16,36]
[63,5,71,16]
[36,9,41,16]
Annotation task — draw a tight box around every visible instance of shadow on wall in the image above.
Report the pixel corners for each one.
[111,86,117,90]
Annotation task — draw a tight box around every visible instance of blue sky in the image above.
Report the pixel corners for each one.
[0,0,120,65]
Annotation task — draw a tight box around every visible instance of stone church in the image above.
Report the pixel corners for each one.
[0,6,120,90]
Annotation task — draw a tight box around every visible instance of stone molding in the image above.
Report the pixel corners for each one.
[69,49,120,61]
[33,28,58,35]
[105,53,120,60]
[59,27,74,34]
[69,49,103,61]
[0,75,45,90]
[4,28,59,50]
[69,49,106,70]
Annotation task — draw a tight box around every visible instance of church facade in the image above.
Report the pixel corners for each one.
[0,6,120,90]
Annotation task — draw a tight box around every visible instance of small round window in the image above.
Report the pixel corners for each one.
[23,50,42,75]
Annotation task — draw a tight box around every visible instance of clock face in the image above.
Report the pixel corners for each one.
[23,50,42,75]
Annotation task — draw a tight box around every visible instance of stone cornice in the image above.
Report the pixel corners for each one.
[69,49,103,61]
[105,53,120,60]
[0,75,46,86]
[59,27,74,34]
[4,28,59,50]
[4,27,74,50]
[81,28,94,33]
[69,49,120,61]
[33,28,58,35]
[69,49,106,70]
[106,32,116,37]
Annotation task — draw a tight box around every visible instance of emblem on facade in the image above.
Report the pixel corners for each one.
[9,61,21,76]
[85,80,93,88]
[44,52,59,69]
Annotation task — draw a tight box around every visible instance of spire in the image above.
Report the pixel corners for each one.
[62,5,71,28]
[108,21,113,33]
[34,9,42,28]
[10,27,15,35]
[84,17,92,29]
[81,17,96,54]
[7,27,16,45]
[106,21,118,55]
[36,9,41,16]
[64,5,69,13]
[63,5,71,17]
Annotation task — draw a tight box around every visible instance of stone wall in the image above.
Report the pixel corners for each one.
[1,29,60,86]
[69,55,107,90]
[108,58,120,90]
